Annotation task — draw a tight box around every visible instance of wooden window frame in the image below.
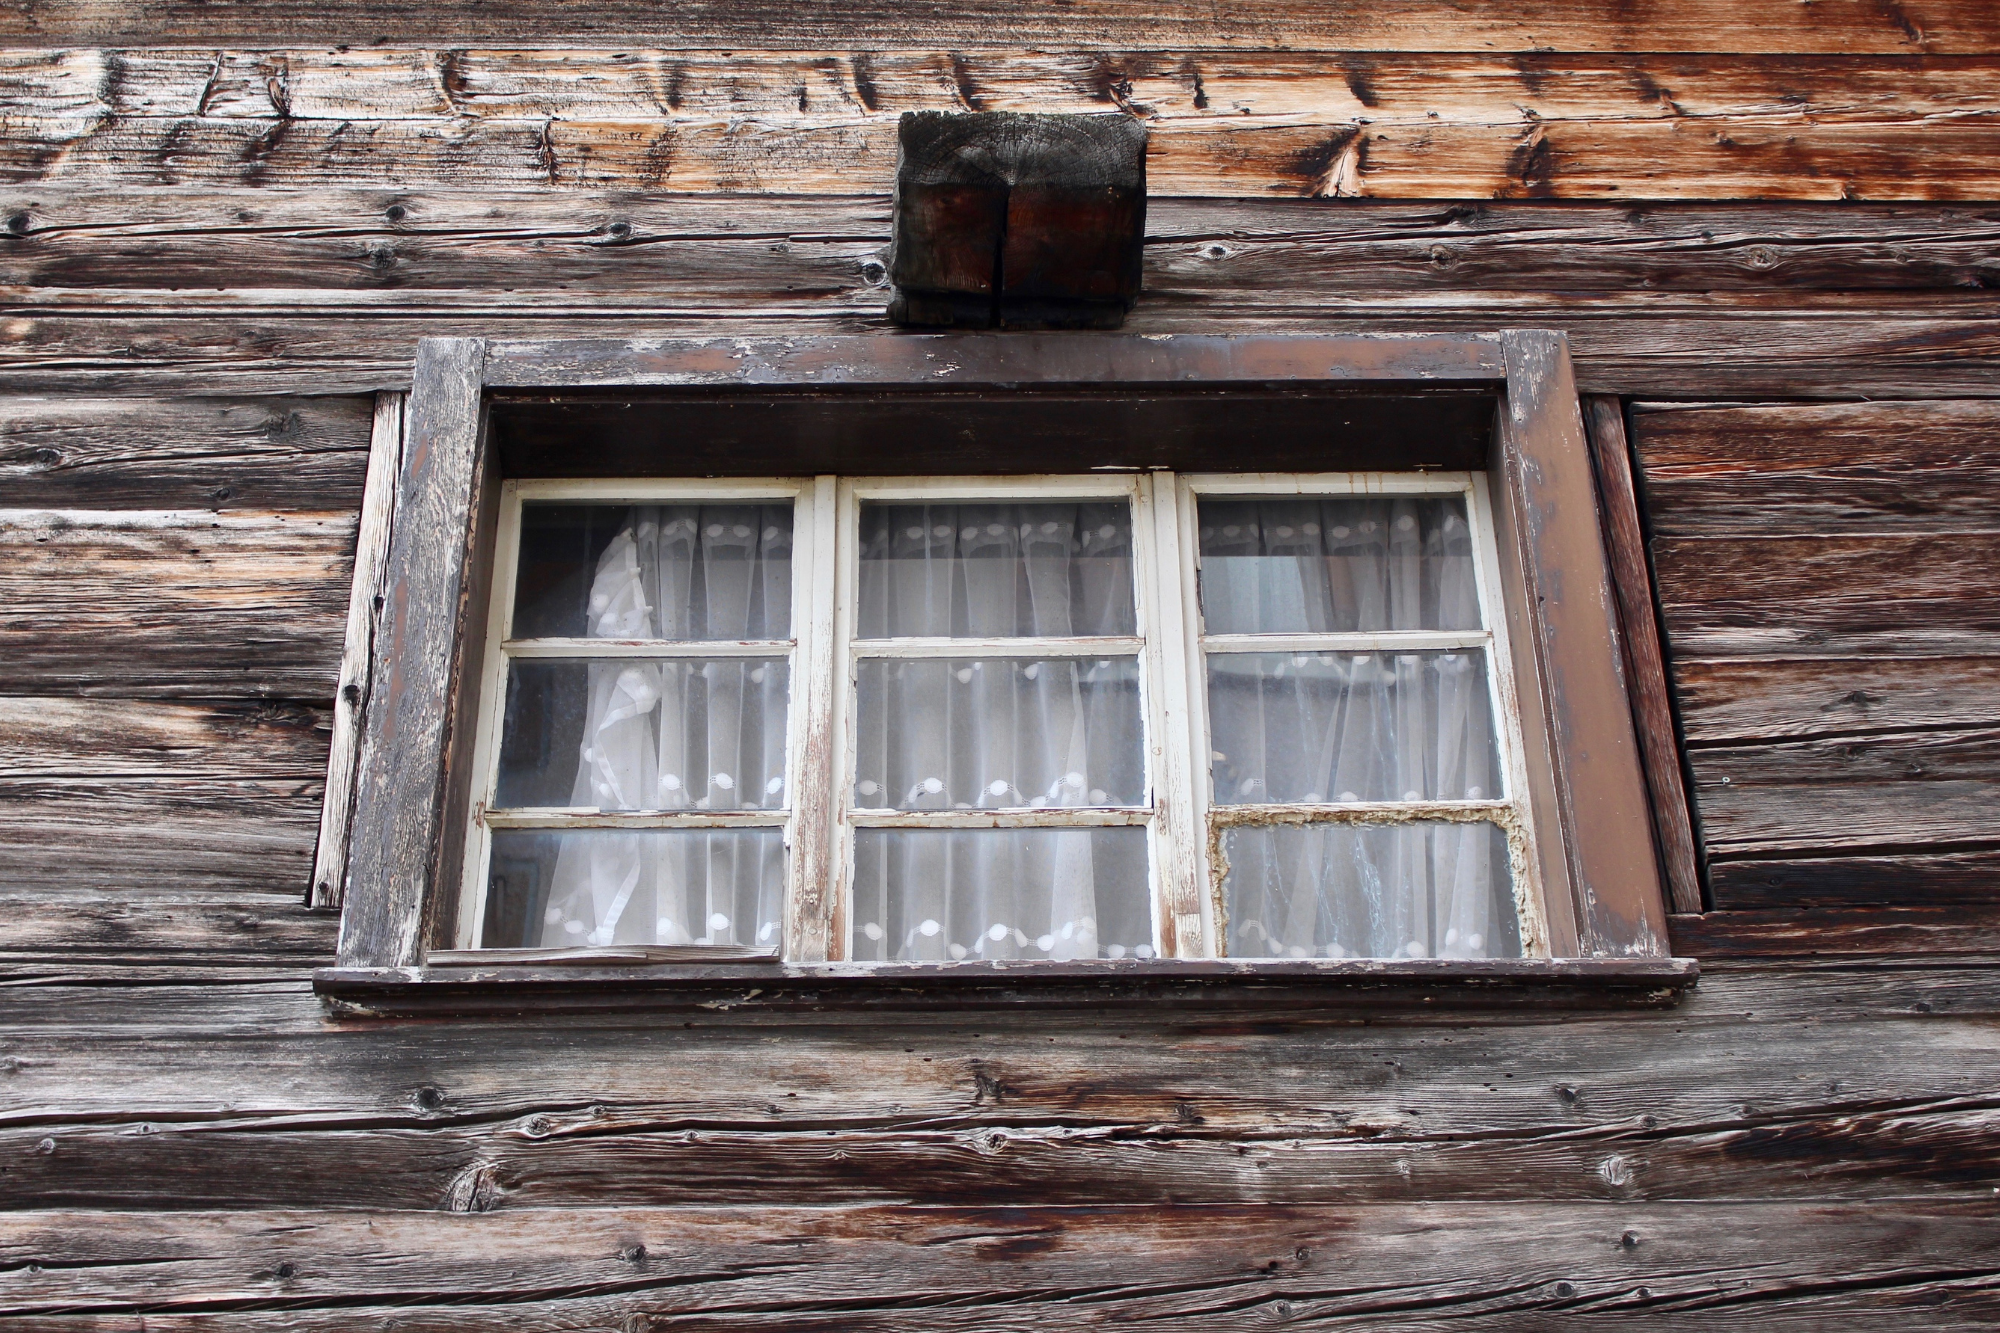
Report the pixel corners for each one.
[314,331,1695,1015]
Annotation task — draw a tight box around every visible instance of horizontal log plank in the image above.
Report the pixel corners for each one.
[1708,848,2000,908]
[2,4,1998,50]
[1671,904,2000,956]
[9,50,2000,199]
[1688,726,2000,855]
[5,1099,1996,1211]
[1670,657,2000,743]
[0,778,325,900]
[0,1201,1995,1325]
[7,308,2000,399]
[1,1006,1994,1143]
[9,194,2000,297]
[0,698,328,778]
[0,891,333,959]
[1651,532,2000,659]
[0,508,353,696]
[1631,398,2000,536]
[0,395,370,510]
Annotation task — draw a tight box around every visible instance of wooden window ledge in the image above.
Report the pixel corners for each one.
[313,956,1697,1018]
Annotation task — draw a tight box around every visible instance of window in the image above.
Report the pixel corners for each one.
[447,467,1549,966]
[321,332,1690,1010]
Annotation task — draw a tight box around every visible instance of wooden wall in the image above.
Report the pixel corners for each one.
[1,3,1998,1325]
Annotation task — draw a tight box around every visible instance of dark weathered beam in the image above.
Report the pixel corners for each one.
[338,337,485,969]
[1708,848,2000,909]
[1,1201,1997,1325]
[1583,396,1703,914]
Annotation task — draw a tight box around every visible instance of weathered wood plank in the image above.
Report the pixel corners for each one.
[1672,904,2000,956]
[6,1003,1994,1144]
[5,3,1998,49]
[0,1201,1995,1325]
[1651,533,2000,660]
[8,306,2000,398]
[0,508,353,697]
[0,697,327,778]
[11,49,2000,198]
[1709,848,2000,908]
[338,337,484,969]
[1671,656,2000,744]
[308,393,397,910]
[1584,395,1702,914]
[1689,726,2000,855]
[10,194,2000,298]
[0,890,334,959]
[1631,398,2000,537]
[0,394,370,510]
[0,777,325,898]
[6,1096,1997,1211]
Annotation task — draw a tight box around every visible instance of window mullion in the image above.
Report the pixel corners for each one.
[1137,471,1207,959]
[786,475,842,963]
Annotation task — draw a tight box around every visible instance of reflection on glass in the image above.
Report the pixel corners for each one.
[512,502,793,641]
[858,502,1137,638]
[482,828,784,950]
[1206,652,1498,805]
[853,657,1142,810]
[850,828,1152,962]
[1221,820,1519,960]
[1197,496,1478,634]
[496,659,789,811]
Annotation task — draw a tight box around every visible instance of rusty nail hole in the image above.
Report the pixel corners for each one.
[1555,1281,1576,1297]
[384,204,407,222]
[4,213,28,235]
[608,221,632,238]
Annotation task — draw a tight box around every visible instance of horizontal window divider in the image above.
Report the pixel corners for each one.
[1200,631,1490,655]
[1183,471,1478,496]
[503,638,794,659]
[484,809,790,830]
[847,807,1153,829]
[849,635,1145,659]
[1208,799,1514,825]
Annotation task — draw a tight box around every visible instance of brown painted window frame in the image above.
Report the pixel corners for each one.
[313,332,1694,1016]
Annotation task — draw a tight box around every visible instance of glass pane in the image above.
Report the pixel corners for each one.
[1206,651,1498,805]
[1221,821,1520,960]
[853,657,1143,809]
[857,501,1137,638]
[850,828,1152,962]
[482,827,784,950]
[512,502,793,641]
[495,659,789,811]
[1197,496,1479,634]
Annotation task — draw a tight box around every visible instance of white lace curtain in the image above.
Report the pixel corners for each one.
[530,505,791,950]
[848,503,1153,962]
[1198,496,1517,961]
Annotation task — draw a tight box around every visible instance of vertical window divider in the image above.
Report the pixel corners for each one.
[789,476,842,962]
[455,477,527,951]
[1138,471,1207,958]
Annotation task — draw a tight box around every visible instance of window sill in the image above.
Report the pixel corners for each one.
[314,956,1697,1018]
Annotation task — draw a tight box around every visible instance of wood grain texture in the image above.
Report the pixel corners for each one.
[1708,848,2000,908]
[0,777,323,899]
[0,394,370,510]
[1583,396,1703,914]
[1671,656,2000,744]
[1688,726,2000,856]
[0,889,334,959]
[9,48,2000,199]
[0,507,353,697]
[337,337,484,969]
[1631,398,2000,537]
[1671,904,2000,956]
[3,4,1998,49]
[308,392,398,910]
[9,193,2000,298]
[1650,532,2000,660]
[0,1200,1995,1326]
